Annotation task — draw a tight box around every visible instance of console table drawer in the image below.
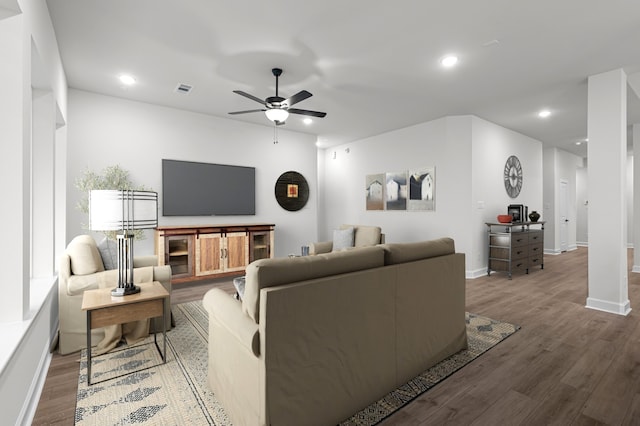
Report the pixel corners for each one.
[529,243,543,257]
[529,255,543,268]
[510,233,529,247]
[511,259,528,272]
[512,246,529,260]
[528,231,543,243]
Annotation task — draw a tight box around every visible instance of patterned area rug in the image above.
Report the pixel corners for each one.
[75,303,519,425]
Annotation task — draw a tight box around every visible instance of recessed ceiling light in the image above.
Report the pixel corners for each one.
[538,109,551,118]
[119,74,136,85]
[303,118,313,125]
[440,55,459,68]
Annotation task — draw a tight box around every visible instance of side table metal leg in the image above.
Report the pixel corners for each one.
[163,302,167,363]
[86,311,92,385]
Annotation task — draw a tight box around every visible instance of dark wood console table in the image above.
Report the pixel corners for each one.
[486,221,545,279]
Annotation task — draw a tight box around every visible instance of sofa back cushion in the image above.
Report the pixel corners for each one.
[66,235,105,275]
[341,224,382,247]
[243,246,385,322]
[381,237,455,265]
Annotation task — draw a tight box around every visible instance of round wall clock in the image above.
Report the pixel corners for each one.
[503,155,523,198]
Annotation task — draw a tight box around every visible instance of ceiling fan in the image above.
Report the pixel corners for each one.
[229,68,327,125]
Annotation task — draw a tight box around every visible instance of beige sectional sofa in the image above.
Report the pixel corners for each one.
[203,237,466,426]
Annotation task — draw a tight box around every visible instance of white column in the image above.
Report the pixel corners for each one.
[586,69,630,315]
[634,124,640,272]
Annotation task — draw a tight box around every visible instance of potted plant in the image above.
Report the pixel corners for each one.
[75,165,152,268]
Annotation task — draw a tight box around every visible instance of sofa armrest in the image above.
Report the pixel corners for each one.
[134,255,158,268]
[152,265,172,289]
[65,270,115,296]
[203,288,260,356]
[309,241,332,255]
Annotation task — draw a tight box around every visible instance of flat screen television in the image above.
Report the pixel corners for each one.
[162,159,255,216]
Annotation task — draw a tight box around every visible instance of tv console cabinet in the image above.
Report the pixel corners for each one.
[155,224,275,284]
[485,221,545,279]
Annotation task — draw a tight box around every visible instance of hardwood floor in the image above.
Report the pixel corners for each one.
[32,248,640,425]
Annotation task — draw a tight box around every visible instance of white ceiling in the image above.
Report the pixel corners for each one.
[45,0,640,157]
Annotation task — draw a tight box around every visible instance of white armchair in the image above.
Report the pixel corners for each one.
[58,235,172,355]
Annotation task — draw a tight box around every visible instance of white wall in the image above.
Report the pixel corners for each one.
[471,116,543,275]
[0,0,67,424]
[542,147,584,253]
[66,90,319,257]
[319,115,544,277]
[576,166,589,245]
[320,116,473,265]
[575,154,633,248]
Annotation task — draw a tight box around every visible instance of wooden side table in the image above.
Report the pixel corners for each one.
[81,281,169,385]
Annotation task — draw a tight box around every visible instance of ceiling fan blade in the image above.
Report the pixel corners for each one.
[228,109,266,115]
[287,108,327,118]
[233,90,266,105]
[284,90,312,107]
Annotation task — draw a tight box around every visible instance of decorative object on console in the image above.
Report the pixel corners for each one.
[90,190,158,296]
[529,210,540,222]
[503,155,523,198]
[229,67,327,125]
[275,171,309,211]
[507,204,524,223]
[497,214,512,223]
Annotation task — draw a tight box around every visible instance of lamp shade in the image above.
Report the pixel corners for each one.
[89,190,158,231]
[264,108,289,123]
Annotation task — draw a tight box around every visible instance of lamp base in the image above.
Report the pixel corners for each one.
[111,284,141,297]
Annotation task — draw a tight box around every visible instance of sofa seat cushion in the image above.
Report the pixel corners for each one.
[381,237,455,265]
[66,235,105,275]
[243,246,385,322]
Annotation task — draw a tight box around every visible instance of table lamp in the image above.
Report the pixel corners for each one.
[89,189,158,296]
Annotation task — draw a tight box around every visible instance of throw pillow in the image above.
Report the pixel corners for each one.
[332,227,355,251]
[66,235,105,275]
[97,237,118,270]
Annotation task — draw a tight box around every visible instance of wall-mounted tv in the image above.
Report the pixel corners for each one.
[162,159,255,216]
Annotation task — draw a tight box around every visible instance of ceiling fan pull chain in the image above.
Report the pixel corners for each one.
[273,123,278,144]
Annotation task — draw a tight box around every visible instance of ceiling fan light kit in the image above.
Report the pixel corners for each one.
[265,108,289,123]
[229,67,326,125]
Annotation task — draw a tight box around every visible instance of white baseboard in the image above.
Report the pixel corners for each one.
[19,347,53,426]
[466,268,489,279]
[586,297,632,316]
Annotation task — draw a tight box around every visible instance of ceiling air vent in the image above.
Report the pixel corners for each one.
[174,83,193,94]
